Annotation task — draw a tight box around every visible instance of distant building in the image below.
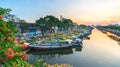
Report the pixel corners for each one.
[114,24,120,27]
[28,23,37,34]
[60,16,66,22]
[14,22,21,33]
[15,22,40,34]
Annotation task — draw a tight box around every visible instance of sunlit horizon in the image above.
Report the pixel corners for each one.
[0,0,120,25]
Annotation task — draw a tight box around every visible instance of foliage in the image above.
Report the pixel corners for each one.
[0,7,31,67]
[62,19,73,29]
[33,59,72,67]
[71,31,81,35]
[0,7,11,15]
[44,15,60,28]
[100,25,120,31]
[36,15,60,30]
[47,33,56,38]
[61,35,74,40]
[0,7,72,67]
[36,15,74,36]
[26,38,36,44]
[36,15,65,34]
[78,24,87,29]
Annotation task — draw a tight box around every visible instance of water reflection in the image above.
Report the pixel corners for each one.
[100,30,120,46]
[83,36,90,40]
[27,46,83,64]
[27,48,73,63]
[27,29,120,67]
[106,33,120,45]
[75,46,83,51]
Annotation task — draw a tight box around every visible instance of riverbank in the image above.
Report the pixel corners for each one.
[26,27,93,66]
[27,29,120,67]
[97,27,120,36]
[24,26,94,50]
[107,34,120,45]
[96,27,120,45]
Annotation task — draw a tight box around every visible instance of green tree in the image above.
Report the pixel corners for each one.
[36,15,61,36]
[0,7,33,67]
[19,20,29,33]
[78,24,87,29]
[0,7,11,15]
[63,19,74,30]
[44,15,60,29]
[0,7,72,67]
[36,17,46,37]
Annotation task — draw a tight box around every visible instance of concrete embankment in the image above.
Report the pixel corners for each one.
[97,28,120,44]
[97,28,120,36]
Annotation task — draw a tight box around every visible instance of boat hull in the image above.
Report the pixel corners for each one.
[28,45,72,50]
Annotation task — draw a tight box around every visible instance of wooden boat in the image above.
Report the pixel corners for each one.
[28,44,72,50]
[27,48,73,55]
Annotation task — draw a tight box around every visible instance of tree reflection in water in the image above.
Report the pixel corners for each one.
[103,32,120,45]
[83,36,90,40]
[75,46,83,51]
[27,46,83,63]
[27,48,73,63]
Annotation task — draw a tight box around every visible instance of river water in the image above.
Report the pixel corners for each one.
[27,29,120,67]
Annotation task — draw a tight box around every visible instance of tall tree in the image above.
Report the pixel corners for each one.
[36,17,46,37]
[19,20,29,33]
[36,15,61,36]
[63,19,74,30]
[0,7,11,15]
[44,15,60,29]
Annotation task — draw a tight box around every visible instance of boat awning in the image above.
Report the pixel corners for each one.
[65,39,72,42]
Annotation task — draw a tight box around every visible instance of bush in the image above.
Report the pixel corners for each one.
[0,7,72,67]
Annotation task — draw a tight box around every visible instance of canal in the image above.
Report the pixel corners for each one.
[27,29,120,67]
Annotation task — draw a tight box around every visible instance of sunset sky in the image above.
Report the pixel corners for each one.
[0,0,120,25]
